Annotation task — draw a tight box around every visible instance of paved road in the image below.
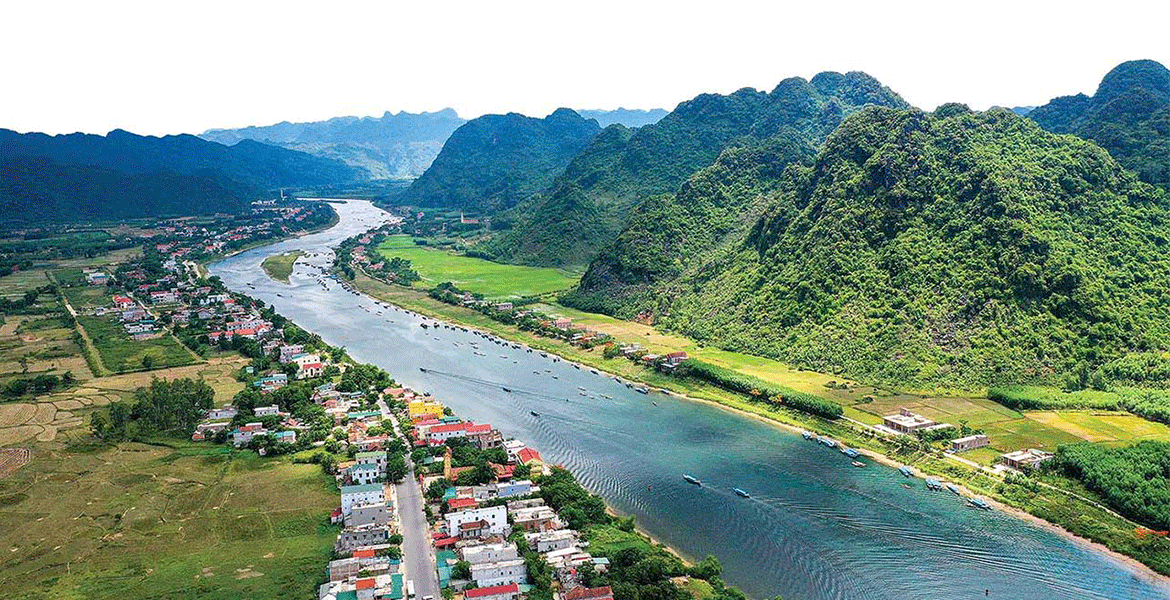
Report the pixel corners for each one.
[380,398,440,599]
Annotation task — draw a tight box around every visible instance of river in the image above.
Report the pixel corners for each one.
[210,199,1170,600]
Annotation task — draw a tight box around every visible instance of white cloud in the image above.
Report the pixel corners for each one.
[2,0,1166,135]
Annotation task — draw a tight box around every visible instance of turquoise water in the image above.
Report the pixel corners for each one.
[211,200,1170,600]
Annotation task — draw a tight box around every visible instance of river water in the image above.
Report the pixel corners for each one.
[210,200,1170,600]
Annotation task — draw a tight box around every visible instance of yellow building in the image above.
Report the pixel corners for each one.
[408,399,445,418]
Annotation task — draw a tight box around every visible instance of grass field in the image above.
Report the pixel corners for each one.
[0,434,338,600]
[0,270,51,300]
[76,315,196,374]
[375,235,580,299]
[261,251,304,284]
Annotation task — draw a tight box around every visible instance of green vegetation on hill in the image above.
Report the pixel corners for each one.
[1029,59,1170,191]
[1051,441,1170,530]
[563,136,813,313]
[401,108,601,212]
[0,128,361,223]
[573,105,1170,390]
[486,71,909,267]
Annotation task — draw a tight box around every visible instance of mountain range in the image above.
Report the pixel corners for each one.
[568,104,1170,388]
[201,109,466,180]
[0,128,360,223]
[1027,59,1170,192]
[481,71,910,267]
[399,109,602,212]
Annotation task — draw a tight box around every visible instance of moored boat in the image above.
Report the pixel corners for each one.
[967,497,992,511]
[899,466,914,478]
[683,475,701,486]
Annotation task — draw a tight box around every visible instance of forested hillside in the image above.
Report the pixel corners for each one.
[1029,59,1170,191]
[572,106,1170,389]
[201,109,466,179]
[0,128,361,223]
[400,109,601,212]
[576,108,668,128]
[484,71,909,267]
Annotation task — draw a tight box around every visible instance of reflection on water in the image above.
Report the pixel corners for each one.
[210,200,1170,600]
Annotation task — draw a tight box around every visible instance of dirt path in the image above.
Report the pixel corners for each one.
[49,271,109,377]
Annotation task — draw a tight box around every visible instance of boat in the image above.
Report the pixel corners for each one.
[852,461,865,467]
[530,411,540,417]
[946,483,962,495]
[926,478,942,490]
[841,447,860,458]
[801,431,814,440]
[420,323,429,329]
[683,475,701,486]
[734,488,751,498]
[899,466,914,478]
[967,497,992,511]
[818,437,837,449]
[419,367,428,373]
[502,387,513,393]
[652,401,658,406]
[635,387,649,394]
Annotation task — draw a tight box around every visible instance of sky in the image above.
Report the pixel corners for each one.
[2,0,1168,136]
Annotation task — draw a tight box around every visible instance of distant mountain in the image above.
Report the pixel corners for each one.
[575,108,668,128]
[400,109,602,212]
[570,106,1170,389]
[484,71,910,267]
[201,109,465,180]
[0,128,360,223]
[1029,59,1170,190]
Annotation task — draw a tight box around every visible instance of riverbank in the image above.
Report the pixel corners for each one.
[343,271,1170,583]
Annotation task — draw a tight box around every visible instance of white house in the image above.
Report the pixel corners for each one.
[445,505,508,537]
[340,484,385,515]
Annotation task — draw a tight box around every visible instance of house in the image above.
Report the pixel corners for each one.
[466,424,504,450]
[445,505,508,537]
[881,408,952,435]
[347,463,380,485]
[273,430,296,444]
[255,404,280,417]
[150,290,178,304]
[492,302,513,312]
[279,344,304,362]
[86,272,109,285]
[355,451,388,474]
[346,502,391,528]
[408,399,445,419]
[552,317,572,330]
[297,362,325,380]
[950,434,990,453]
[510,505,559,532]
[503,439,527,463]
[113,295,135,309]
[525,529,576,553]
[566,586,614,600]
[207,406,238,421]
[341,483,385,515]
[469,558,527,588]
[423,422,469,443]
[1001,448,1054,470]
[464,583,520,600]
[493,479,533,499]
[461,541,520,565]
[255,373,288,392]
[231,422,267,447]
[335,523,392,552]
[661,351,688,367]
[447,497,478,511]
[516,447,544,472]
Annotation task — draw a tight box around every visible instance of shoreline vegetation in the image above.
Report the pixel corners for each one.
[341,269,1170,583]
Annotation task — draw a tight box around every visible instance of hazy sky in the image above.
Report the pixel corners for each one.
[3,0,1168,136]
